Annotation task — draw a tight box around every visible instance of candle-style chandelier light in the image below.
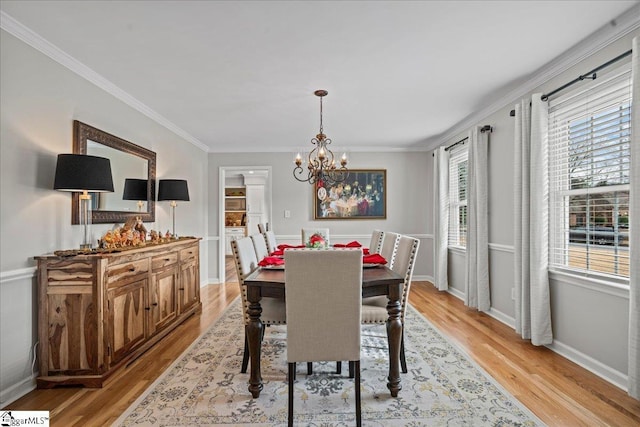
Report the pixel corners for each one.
[293,90,348,186]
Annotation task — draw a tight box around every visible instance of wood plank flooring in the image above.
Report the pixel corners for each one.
[4,256,639,426]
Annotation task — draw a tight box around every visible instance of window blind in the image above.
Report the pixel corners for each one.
[548,64,631,278]
[448,144,468,247]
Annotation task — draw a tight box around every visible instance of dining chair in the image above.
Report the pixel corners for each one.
[284,249,363,427]
[301,227,330,248]
[231,237,286,373]
[370,229,385,254]
[263,230,278,255]
[379,231,400,268]
[362,234,419,374]
[257,223,265,233]
[250,233,269,261]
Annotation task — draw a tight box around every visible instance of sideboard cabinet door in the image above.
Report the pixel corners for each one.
[106,277,148,367]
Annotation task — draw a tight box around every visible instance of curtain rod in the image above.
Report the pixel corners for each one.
[509,48,632,117]
[432,125,493,156]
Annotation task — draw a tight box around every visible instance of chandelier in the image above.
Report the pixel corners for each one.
[293,90,348,186]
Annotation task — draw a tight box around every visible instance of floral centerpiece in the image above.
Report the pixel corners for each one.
[306,232,327,248]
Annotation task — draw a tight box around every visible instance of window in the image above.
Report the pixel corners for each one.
[548,64,631,279]
[448,144,468,247]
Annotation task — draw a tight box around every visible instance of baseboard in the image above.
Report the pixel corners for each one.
[485,307,516,329]
[0,373,37,407]
[412,275,433,283]
[546,340,628,392]
[444,286,628,393]
[446,286,465,300]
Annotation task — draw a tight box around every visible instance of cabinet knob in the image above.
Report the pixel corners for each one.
[152,302,158,306]
[129,267,136,272]
[145,307,151,311]
[179,287,185,290]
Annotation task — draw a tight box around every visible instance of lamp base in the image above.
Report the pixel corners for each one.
[80,243,92,250]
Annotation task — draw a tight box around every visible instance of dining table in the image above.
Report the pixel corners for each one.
[243,264,405,398]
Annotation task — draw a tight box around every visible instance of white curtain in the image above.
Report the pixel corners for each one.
[465,126,490,311]
[433,147,449,291]
[629,36,639,400]
[513,94,553,346]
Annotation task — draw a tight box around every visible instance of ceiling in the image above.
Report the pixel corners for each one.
[1,1,638,153]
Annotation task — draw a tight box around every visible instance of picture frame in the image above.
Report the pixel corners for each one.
[314,169,386,220]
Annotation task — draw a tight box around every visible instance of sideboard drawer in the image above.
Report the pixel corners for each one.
[107,259,149,285]
[179,246,197,263]
[46,260,94,286]
[152,252,179,270]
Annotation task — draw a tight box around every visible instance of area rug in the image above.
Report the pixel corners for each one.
[115,297,544,426]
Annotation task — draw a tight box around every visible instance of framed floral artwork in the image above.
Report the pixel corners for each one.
[314,169,386,220]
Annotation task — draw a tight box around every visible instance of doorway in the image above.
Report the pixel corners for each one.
[218,166,272,283]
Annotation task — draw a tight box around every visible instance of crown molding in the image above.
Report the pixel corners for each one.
[425,3,640,152]
[0,11,210,153]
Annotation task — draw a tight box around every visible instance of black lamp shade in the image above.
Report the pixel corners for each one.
[53,154,114,192]
[158,179,190,201]
[123,178,154,201]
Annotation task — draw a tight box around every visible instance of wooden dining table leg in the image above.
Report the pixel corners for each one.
[246,286,264,398]
[386,283,403,397]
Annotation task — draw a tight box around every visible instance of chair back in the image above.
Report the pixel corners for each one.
[301,228,330,248]
[257,223,266,233]
[370,229,384,253]
[264,230,277,254]
[250,233,269,261]
[379,231,400,267]
[392,235,420,320]
[230,237,260,324]
[285,249,362,363]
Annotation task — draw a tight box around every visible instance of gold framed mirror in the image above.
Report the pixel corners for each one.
[72,120,156,224]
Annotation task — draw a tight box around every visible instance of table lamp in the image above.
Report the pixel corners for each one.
[54,154,114,249]
[123,178,152,212]
[158,179,189,238]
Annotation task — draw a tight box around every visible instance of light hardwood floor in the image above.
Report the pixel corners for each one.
[4,257,639,426]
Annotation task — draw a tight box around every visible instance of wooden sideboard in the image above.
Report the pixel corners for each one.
[35,238,201,388]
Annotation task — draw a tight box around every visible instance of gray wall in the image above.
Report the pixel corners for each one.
[437,30,638,389]
[207,151,433,283]
[0,31,209,404]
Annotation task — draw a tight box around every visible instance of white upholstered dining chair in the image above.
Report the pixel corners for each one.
[362,234,419,374]
[263,230,278,255]
[370,229,385,254]
[250,233,269,261]
[301,227,330,247]
[231,237,286,373]
[284,248,363,427]
[379,231,400,268]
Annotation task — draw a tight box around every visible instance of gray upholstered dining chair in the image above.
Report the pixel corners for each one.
[284,249,363,427]
[362,234,419,374]
[263,230,278,255]
[379,231,400,268]
[370,229,385,254]
[231,237,286,373]
[250,233,269,261]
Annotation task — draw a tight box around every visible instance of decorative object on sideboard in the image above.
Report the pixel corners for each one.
[54,153,114,249]
[158,179,190,238]
[293,90,349,186]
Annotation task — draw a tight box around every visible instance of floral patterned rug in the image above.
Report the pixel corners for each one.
[115,298,544,426]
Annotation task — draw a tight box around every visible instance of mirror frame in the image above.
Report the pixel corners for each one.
[72,120,156,224]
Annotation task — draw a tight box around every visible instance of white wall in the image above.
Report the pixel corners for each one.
[435,30,638,390]
[0,31,209,405]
